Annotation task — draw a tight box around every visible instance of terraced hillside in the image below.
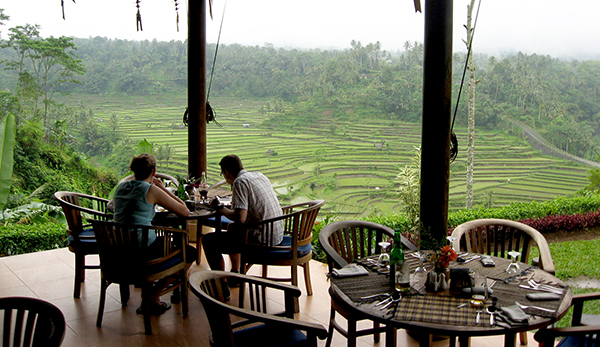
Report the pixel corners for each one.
[77,94,592,217]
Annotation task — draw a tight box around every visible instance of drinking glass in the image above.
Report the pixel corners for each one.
[411,257,428,292]
[199,186,209,202]
[446,235,458,252]
[377,241,391,267]
[506,251,521,275]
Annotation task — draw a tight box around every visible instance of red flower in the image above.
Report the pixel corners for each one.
[433,245,457,268]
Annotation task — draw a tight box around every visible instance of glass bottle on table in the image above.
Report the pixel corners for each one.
[390,230,410,292]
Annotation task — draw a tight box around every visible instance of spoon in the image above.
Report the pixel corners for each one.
[380,292,402,310]
[476,309,482,324]
[486,307,497,326]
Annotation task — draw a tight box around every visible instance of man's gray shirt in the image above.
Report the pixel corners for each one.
[231,170,283,245]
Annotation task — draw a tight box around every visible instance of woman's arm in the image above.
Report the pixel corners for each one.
[148,179,190,216]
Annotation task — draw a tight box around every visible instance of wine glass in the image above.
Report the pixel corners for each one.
[446,236,458,252]
[199,186,209,203]
[377,241,391,268]
[506,251,521,275]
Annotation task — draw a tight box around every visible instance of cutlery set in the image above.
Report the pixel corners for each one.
[519,279,564,295]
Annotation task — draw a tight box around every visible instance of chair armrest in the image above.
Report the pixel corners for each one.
[221,272,326,340]
[534,325,600,346]
[571,292,600,326]
[153,226,189,236]
[572,292,600,302]
[232,309,328,340]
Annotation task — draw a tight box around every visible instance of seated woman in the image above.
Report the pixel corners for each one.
[113,153,195,315]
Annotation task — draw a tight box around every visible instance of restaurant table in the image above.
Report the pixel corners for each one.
[329,253,572,347]
[152,204,226,265]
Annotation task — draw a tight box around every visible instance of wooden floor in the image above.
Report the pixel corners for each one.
[0,246,536,347]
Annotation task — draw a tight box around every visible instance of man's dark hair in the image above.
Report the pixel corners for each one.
[219,154,244,177]
[130,153,156,180]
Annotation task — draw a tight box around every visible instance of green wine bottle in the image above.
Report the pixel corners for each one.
[390,230,410,292]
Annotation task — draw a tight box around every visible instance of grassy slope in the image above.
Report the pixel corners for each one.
[64,93,592,218]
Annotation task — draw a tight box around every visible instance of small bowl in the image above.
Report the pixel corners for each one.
[470,294,485,307]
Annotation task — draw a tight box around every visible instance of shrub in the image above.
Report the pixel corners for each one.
[0,222,68,257]
[520,211,600,234]
[359,193,600,240]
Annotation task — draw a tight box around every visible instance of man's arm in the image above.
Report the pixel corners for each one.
[211,198,247,223]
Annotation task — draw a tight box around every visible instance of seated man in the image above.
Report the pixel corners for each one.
[203,154,283,275]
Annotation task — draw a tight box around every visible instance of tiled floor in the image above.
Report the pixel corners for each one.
[0,246,534,346]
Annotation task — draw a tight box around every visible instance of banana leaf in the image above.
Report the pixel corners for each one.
[107,139,154,200]
[137,139,153,154]
[0,113,16,211]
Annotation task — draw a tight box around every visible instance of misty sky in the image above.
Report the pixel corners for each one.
[1,0,599,60]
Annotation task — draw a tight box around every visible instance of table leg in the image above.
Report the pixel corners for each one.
[418,334,432,347]
[385,325,397,347]
[458,335,471,347]
[196,233,203,265]
[504,333,517,347]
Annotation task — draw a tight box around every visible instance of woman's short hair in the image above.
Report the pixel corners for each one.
[219,154,244,177]
[130,153,156,180]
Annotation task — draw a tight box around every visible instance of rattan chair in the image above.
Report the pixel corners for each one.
[118,172,179,187]
[54,191,113,298]
[535,292,600,347]
[91,219,190,335]
[451,218,555,345]
[240,200,325,312]
[0,296,66,347]
[190,270,327,347]
[318,220,417,347]
[450,218,555,274]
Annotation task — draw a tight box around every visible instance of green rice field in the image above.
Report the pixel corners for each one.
[72,94,592,218]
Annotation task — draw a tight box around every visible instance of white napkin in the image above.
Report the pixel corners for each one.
[331,264,369,278]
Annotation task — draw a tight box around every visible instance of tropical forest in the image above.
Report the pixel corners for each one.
[1,9,600,253]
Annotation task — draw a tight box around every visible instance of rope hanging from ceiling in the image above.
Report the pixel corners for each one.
[183,0,226,128]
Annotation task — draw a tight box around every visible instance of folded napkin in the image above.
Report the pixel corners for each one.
[526,293,561,301]
[331,264,369,278]
[497,305,529,327]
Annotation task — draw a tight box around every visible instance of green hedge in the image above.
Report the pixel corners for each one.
[3,192,600,259]
[447,192,600,228]
[364,192,600,232]
[0,222,68,257]
[313,193,600,262]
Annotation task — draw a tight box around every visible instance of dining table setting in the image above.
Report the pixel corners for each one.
[329,249,572,347]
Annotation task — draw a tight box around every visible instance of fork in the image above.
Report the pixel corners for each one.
[528,279,564,294]
[515,301,555,313]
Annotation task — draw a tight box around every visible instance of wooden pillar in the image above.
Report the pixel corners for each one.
[420,0,453,247]
[187,0,207,179]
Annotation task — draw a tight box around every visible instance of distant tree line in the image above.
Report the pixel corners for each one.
[1,12,599,159]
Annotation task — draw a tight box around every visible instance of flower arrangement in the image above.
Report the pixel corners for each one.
[432,245,457,270]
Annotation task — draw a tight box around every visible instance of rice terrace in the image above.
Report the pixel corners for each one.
[74,93,591,218]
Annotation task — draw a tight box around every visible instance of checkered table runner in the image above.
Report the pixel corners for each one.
[333,253,568,327]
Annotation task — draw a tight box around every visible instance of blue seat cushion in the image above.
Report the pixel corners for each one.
[146,253,185,275]
[232,324,308,347]
[68,228,98,254]
[257,236,311,260]
[206,215,234,225]
[556,336,598,347]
